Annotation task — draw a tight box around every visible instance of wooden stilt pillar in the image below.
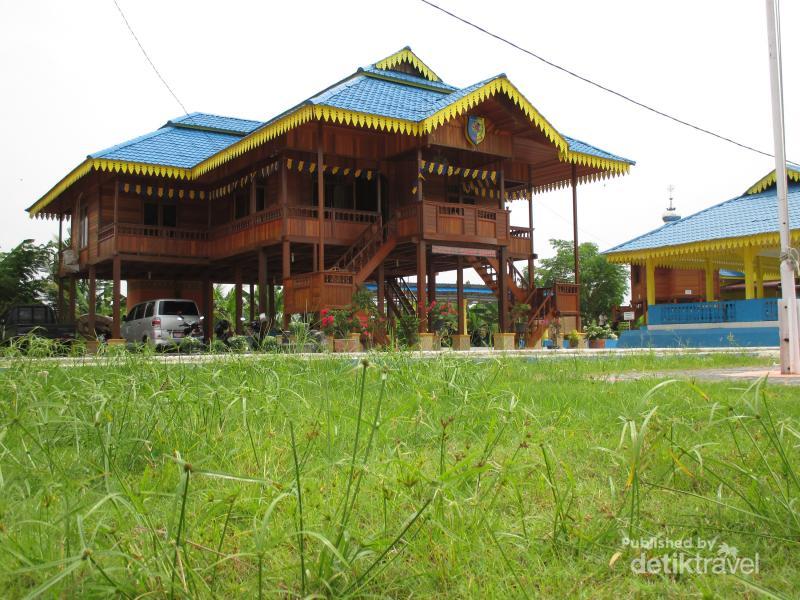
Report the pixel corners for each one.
[377,264,385,316]
[249,283,255,321]
[417,240,427,333]
[457,257,465,335]
[427,250,436,304]
[258,247,268,314]
[317,127,325,271]
[527,178,535,287]
[57,214,65,321]
[268,283,276,325]
[498,247,509,332]
[203,277,214,343]
[87,265,97,338]
[234,266,243,333]
[282,240,291,328]
[112,256,121,339]
[68,276,77,324]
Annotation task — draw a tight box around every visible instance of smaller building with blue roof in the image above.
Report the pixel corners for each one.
[604,167,800,348]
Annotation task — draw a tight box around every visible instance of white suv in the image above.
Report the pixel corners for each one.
[122,299,203,347]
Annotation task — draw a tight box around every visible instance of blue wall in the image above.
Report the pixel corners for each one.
[647,298,778,325]
[618,326,779,348]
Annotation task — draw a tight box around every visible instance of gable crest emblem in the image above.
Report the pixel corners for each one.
[466,115,486,146]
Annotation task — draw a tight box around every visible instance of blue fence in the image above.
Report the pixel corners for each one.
[647,298,778,325]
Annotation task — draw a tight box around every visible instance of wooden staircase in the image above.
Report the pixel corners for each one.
[466,255,563,346]
[332,217,397,284]
[385,277,417,319]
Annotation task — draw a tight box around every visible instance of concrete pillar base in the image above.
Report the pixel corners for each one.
[452,334,471,351]
[493,332,516,351]
[419,333,436,351]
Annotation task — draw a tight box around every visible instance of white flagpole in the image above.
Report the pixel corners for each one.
[765,0,800,373]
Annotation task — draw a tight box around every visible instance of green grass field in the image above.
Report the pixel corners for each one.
[1,351,798,598]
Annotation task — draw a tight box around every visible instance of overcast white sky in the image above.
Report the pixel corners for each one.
[2,0,797,271]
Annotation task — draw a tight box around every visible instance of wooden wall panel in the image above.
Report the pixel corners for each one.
[179,199,208,229]
[426,115,513,157]
[87,195,100,261]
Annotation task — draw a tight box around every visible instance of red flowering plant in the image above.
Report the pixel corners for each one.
[427,300,457,333]
[332,308,362,339]
[319,308,336,337]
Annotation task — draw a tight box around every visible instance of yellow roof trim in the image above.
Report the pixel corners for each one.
[605,230,800,265]
[28,158,192,215]
[374,48,441,82]
[745,167,800,195]
[194,106,316,177]
[30,77,632,215]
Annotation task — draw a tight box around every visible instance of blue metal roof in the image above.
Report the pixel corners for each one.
[90,122,245,169]
[363,282,494,296]
[565,135,634,164]
[308,71,449,121]
[86,52,633,173]
[604,182,800,254]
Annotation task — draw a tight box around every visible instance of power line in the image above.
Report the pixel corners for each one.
[419,0,791,161]
[112,0,190,114]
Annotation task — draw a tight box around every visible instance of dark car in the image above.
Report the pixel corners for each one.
[0,304,75,344]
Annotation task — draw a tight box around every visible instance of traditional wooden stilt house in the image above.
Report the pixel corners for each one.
[28,48,634,345]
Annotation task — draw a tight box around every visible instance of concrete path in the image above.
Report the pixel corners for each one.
[0,346,781,368]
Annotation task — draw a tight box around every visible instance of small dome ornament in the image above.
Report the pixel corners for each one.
[662,185,681,223]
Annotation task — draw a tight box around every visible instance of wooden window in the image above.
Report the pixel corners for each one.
[162,205,177,228]
[234,191,249,220]
[255,185,266,212]
[143,203,159,226]
[143,202,177,227]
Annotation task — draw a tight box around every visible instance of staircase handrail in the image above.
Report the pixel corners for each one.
[332,215,389,273]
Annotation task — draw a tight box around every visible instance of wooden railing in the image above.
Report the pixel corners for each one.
[422,201,509,241]
[283,270,356,314]
[509,226,533,256]
[92,205,379,262]
[211,207,282,239]
[285,206,379,241]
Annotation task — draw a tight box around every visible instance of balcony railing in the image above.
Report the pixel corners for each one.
[509,226,533,256]
[397,201,511,242]
[93,206,379,262]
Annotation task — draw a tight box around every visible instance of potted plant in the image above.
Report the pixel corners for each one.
[332,308,362,352]
[566,329,581,349]
[585,321,612,349]
[511,303,531,335]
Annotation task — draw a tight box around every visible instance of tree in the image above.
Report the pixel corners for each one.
[529,239,628,323]
[0,240,56,314]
